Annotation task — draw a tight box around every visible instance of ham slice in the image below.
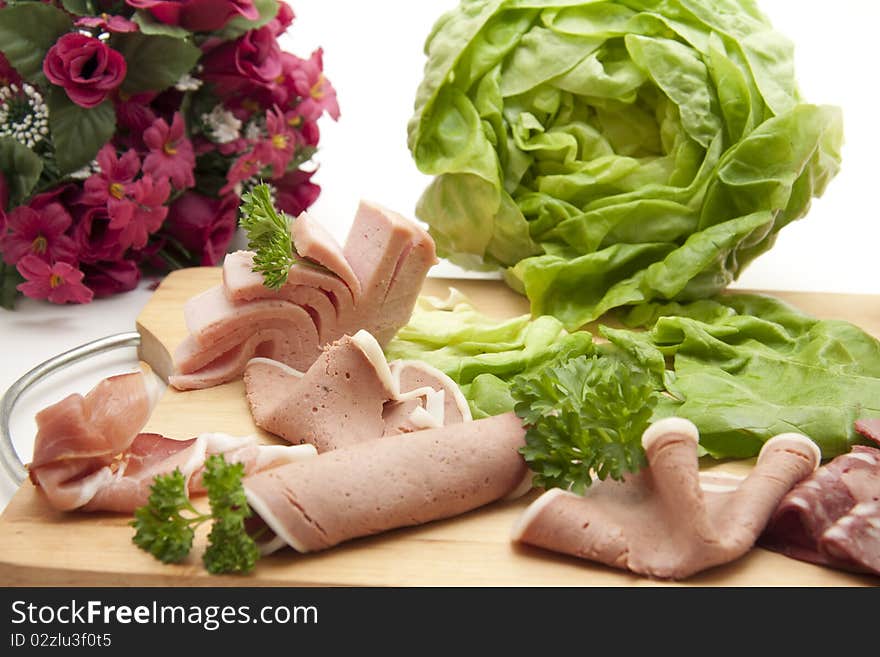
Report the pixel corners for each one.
[243,330,471,451]
[855,419,880,447]
[759,445,880,575]
[170,201,437,390]
[28,370,316,512]
[242,412,529,554]
[511,418,821,580]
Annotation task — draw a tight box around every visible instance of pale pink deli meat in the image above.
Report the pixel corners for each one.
[170,201,437,390]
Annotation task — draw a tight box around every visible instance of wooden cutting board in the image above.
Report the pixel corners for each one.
[1,269,878,586]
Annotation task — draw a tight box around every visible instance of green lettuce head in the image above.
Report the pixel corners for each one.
[408,0,843,329]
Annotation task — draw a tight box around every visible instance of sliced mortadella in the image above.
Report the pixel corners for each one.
[170,201,435,391]
[244,331,472,449]
[291,211,361,299]
[511,418,821,580]
[244,331,395,452]
[243,412,529,554]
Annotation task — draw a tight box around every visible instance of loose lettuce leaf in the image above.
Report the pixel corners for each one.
[385,293,594,418]
[409,0,843,328]
[603,294,880,459]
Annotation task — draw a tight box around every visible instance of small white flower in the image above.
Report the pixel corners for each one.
[201,105,242,144]
[0,83,49,149]
[244,118,264,142]
[174,73,203,92]
[69,159,101,181]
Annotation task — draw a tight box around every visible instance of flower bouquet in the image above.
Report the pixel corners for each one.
[0,0,338,308]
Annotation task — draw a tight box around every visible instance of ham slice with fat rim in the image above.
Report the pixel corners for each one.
[243,412,529,554]
[170,201,437,390]
[244,330,471,451]
[28,370,316,512]
[759,444,880,575]
[511,418,821,579]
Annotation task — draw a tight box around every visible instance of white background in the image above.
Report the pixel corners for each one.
[0,0,877,508]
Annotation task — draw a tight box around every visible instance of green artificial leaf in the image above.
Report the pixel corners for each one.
[0,137,43,205]
[60,0,95,16]
[407,0,844,327]
[111,32,201,94]
[0,262,23,310]
[0,4,72,82]
[47,89,115,174]
[214,0,279,41]
[132,10,191,39]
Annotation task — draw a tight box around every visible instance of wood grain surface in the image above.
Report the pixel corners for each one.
[0,268,877,586]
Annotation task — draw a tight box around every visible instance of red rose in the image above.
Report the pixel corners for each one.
[125,0,258,32]
[43,33,126,109]
[163,191,238,265]
[201,24,282,99]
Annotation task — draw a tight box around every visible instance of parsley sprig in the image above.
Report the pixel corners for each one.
[512,355,657,494]
[238,183,299,289]
[131,454,260,575]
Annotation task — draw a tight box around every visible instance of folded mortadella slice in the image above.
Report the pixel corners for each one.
[170,201,436,390]
[243,412,529,554]
[244,331,396,452]
[511,418,821,580]
[244,331,472,450]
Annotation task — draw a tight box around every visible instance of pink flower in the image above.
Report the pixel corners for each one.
[114,91,159,150]
[75,14,139,33]
[221,151,262,195]
[82,259,141,297]
[143,112,195,190]
[1,204,77,266]
[288,49,339,122]
[80,144,141,225]
[74,205,127,264]
[0,171,8,236]
[126,0,258,32]
[201,24,282,98]
[43,33,127,109]
[163,191,238,265]
[274,168,320,217]
[272,1,294,35]
[16,256,93,304]
[252,107,295,177]
[123,175,170,249]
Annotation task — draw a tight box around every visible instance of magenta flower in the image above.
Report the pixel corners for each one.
[143,112,195,190]
[123,175,171,249]
[43,33,126,109]
[80,144,141,225]
[126,0,258,32]
[201,24,282,98]
[252,107,295,177]
[0,171,8,236]
[1,205,77,266]
[75,14,139,33]
[220,152,262,195]
[0,51,21,88]
[16,256,93,304]
[74,205,127,264]
[82,259,141,298]
[163,191,238,265]
[289,49,339,122]
[274,168,320,217]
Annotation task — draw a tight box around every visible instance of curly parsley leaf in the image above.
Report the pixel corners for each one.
[239,183,298,289]
[131,454,260,574]
[512,355,657,494]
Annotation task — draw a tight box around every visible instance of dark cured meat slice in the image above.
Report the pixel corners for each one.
[759,445,880,575]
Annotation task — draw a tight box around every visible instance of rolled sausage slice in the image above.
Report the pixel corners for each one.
[511,418,821,579]
[243,412,529,553]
